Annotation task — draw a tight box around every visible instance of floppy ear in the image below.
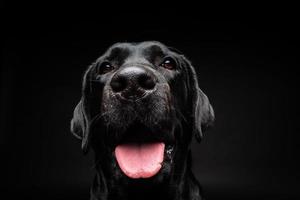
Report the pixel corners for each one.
[184,57,215,142]
[193,88,215,142]
[70,99,90,152]
[70,66,94,153]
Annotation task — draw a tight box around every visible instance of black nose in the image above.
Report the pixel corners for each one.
[110,66,156,99]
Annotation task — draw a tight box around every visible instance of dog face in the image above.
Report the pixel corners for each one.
[71,41,214,186]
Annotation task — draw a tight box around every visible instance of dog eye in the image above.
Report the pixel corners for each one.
[99,61,114,74]
[160,57,176,70]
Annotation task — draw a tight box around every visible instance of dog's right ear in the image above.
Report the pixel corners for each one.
[71,99,87,139]
[70,65,95,153]
[70,99,90,153]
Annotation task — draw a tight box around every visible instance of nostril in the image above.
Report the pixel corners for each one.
[110,76,127,92]
[138,73,156,90]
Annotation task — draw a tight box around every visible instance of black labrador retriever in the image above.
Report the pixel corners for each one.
[71,41,214,200]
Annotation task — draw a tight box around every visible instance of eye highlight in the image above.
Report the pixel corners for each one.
[160,57,176,70]
[98,61,114,74]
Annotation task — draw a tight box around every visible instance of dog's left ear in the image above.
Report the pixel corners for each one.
[183,56,215,142]
[192,88,215,142]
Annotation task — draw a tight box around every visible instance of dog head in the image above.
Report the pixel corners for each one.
[71,41,214,185]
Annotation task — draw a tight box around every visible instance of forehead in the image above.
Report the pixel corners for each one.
[104,41,170,59]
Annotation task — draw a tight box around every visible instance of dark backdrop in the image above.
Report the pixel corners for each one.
[1,3,299,200]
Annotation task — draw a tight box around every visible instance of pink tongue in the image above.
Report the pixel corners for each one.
[115,142,165,179]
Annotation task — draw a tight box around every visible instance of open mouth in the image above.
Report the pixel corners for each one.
[115,142,165,179]
[113,122,174,179]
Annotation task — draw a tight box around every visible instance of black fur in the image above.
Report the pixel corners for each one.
[71,41,214,200]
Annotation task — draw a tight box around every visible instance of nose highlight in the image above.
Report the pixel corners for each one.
[110,66,156,99]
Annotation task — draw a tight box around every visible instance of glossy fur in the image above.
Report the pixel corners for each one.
[71,41,214,200]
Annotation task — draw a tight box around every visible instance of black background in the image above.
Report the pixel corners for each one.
[1,2,299,200]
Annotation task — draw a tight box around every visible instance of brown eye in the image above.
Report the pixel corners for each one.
[160,57,176,70]
[99,61,114,74]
